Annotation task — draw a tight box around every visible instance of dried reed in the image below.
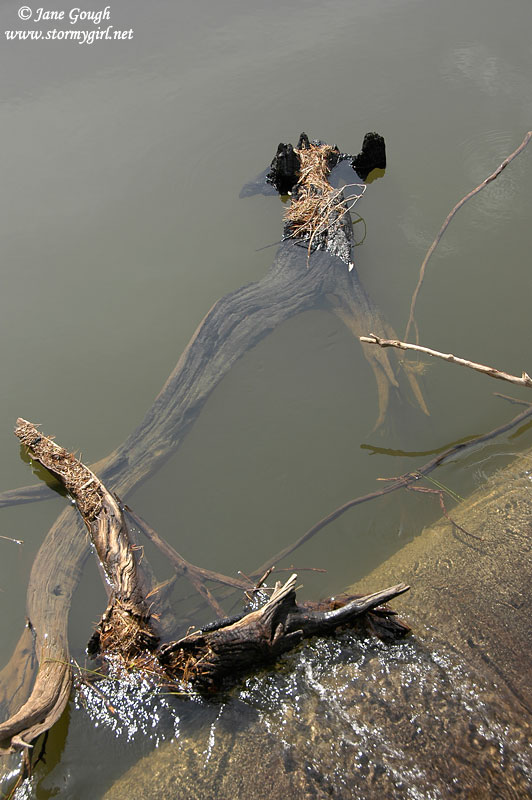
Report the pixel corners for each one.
[284,143,365,260]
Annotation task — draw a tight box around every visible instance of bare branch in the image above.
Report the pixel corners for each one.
[124,507,248,617]
[14,418,159,668]
[360,334,532,388]
[252,402,532,575]
[404,131,532,342]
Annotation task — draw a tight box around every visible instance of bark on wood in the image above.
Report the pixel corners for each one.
[0,659,71,753]
[0,138,427,516]
[0,504,84,754]
[5,401,531,754]
[14,419,158,663]
[159,576,409,688]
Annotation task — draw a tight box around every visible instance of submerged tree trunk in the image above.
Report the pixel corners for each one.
[0,138,423,755]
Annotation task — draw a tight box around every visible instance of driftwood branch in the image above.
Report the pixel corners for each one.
[14,419,159,664]
[404,131,532,342]
[360,334,532,388]
[0,136,424,755]
[3,379,531,751]
[158,576,409,688]
[251,402,532,575]
[2,370,530,752]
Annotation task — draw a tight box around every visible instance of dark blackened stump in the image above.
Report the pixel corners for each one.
[158,575,409,689]
[352,132,387,181]
[267,142,301,194]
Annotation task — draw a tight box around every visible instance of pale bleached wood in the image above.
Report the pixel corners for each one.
[361,333,532,388]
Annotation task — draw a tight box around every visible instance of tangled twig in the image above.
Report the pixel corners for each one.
[284,143,366,265]
[404,131,532,342]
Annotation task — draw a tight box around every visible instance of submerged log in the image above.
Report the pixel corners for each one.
[0,133,425,520]
[0,134,423,753]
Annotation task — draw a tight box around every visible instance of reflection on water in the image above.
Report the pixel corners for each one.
[75,662,179,746]
[360,432,482,459]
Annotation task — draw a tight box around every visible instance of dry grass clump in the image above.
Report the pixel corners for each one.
[97,601,158,659]
[284,143,336,240]
[159,644,210,686]
[15,418,102,520]
[97,625,212,688]
[284,143,365,255]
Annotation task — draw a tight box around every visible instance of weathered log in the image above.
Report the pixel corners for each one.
[159,576,409,687]
[14,419,158,661]
[0,504,83,754]
[11,422,409,698]
[0,136,425,520]
[0,425,164,755]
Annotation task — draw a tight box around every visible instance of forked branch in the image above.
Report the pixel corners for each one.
[251,401,532,575]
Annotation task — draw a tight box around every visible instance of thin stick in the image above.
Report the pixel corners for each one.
[493,392,532,407]
[124,507,249,617]
[252,403,532,576]
[404,131,532,342]
[406,484,481,541]
[360,333,532,388]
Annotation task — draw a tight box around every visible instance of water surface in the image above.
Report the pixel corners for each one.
[1,0,531,796]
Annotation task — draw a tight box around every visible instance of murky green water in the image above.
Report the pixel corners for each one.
[1,0,531,796]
